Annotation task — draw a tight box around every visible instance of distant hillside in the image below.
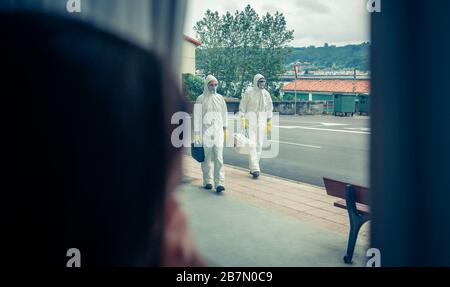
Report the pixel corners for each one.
[286,43,370,71]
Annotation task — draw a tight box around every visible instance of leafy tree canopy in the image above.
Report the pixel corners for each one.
[195,5,294,98]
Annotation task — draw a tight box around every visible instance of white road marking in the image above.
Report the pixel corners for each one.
[344,127,371,132]
[319,122,349,126]
[276,126,298,129]
[269,140,321,149]
[273,125,370,135]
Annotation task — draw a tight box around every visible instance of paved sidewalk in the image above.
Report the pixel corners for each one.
[178,155,370,267]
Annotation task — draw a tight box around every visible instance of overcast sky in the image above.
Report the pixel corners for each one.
[184,0,370,47]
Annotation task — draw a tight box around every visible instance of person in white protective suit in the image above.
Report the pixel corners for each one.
[194,75,228,193]
[239,74,273,179]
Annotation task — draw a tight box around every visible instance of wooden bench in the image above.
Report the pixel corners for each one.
[323,177,370,264]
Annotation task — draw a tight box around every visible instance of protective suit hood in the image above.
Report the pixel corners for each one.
[203,75,218,96]
[253,74,265,89]
[239,73,273,120]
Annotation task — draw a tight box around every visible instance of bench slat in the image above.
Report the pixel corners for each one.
[323,177,370,205]
[333,199,370,215]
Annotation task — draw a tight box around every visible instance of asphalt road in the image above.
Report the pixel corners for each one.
[222,114,370,187]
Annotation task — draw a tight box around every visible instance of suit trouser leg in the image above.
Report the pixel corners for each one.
[249,123,264,172]
[213,145,225,187]
[201,146,213,186]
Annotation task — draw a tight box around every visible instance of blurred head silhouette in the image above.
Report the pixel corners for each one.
[1,11,201,267]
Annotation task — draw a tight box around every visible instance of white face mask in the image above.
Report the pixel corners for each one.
[208,82,218,94]
[257,79,266,89]
[208,86,217,94]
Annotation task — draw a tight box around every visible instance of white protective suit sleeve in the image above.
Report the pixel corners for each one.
[239,90,248,118]
[221,97,228,128]
[265,91,274,119]
[194,95,204,134]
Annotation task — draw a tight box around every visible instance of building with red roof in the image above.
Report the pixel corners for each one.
[281,78,369,100]
[280,78,371,114]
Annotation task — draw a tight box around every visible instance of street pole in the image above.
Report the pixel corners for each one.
[294,80,297,116]
[294,64,299,116]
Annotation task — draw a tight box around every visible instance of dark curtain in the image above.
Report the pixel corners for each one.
[371,0,450,266]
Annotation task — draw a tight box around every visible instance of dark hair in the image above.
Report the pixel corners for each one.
[1,11,185,266]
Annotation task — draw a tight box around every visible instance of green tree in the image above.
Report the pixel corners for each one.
[182,73,204,101]
[286,43,370,71]
[195,5,294,98]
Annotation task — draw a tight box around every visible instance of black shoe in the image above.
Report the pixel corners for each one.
[251,171,260,179]
[205,184,213,190]
[216,186,225,193]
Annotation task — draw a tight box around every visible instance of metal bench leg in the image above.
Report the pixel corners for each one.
[343,184,370,264]
[344,217,364,264]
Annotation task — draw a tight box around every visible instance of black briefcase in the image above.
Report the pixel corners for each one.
[191,143,205,163]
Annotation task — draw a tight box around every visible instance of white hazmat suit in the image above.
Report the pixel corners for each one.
[239,74,273,174]
[194,75,228,188]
